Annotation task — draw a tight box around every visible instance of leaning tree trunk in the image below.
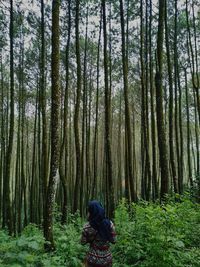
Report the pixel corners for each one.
[44,0,60,251]
[155,0,169,199]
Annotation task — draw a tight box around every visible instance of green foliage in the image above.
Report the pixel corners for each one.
[0,220,85,267]
[0,197,200,266]
[112,196,200,267]
[0,224,44,266]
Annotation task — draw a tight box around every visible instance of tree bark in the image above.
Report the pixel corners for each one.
[59,0,71,224]
[165,0,178,193]
[44,0,60,251]
[40,0,49,221]
[102,0,115,217]
[73,0,82,213]
[120,0,136,202]
[149,0,158,200]
[155,0,169,199]
[3,0,14,234]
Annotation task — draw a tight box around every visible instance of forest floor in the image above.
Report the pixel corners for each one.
[0,195,200,267]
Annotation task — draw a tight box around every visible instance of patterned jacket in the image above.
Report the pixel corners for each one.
[81,221,116,267]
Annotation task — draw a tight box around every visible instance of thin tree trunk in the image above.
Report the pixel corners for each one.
[184,69,193,188]
[149,0,158,200]
[3,0,14,234]
[59,0,71,224]
[30,86,39,224]
[80,5,89,216]
[165,0,178,193]
[102,0,115,217]
[44,0,60,251]
[177,67,184,193]
[155,0,169,199]
[40,0,48,221]
[0,53,5,222]
[73,0,82,213]
[120,0,136,202]
[92,8,102,200]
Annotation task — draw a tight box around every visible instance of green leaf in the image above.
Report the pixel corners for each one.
[28,241,40,250]
[175,240,185,248]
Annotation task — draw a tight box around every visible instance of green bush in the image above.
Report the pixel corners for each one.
[0,196,200,267]
[0,224,44,266]
[112,196,200,267]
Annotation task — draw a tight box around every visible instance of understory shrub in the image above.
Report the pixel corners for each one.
[0,195,199,267]
[112,195,200,267]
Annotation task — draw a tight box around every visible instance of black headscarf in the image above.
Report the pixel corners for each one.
[88,200,113,242]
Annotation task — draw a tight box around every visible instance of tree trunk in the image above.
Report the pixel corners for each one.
[3,0,14,234]
[165,0,178,193]
[59,0,71,224]
[40,0,49,221]
[44,0,60,251]
[73,0,82,213]
[102,0,115,217]
[120,0,136,202]
[184,69,193,188]
[92,8,102,200]
[149,0,158,200]
[155,0,169,199]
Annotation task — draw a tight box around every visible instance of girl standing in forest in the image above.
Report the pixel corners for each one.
[81,200,116,267]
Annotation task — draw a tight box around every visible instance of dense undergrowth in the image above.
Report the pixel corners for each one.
[0,194,200,267]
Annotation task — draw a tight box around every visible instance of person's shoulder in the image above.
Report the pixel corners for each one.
[83,222,91,230]
[110,220,115,227]
[83,222,97,236]
[83,222,94,232]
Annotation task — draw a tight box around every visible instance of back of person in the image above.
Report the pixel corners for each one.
[81,201,116,267]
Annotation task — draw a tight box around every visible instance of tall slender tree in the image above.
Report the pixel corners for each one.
[165,0,178,193]
[92,8,102,200]
[3,0,14,234]
[119,0,136,202]
[149,0,158,199]
[102,0,114,217]
[155,0,169,199]
[40,0,48,220]
[184,69,193,187]
[73,0,82,213]
[59,0,71,224]
[44,0,60,251]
